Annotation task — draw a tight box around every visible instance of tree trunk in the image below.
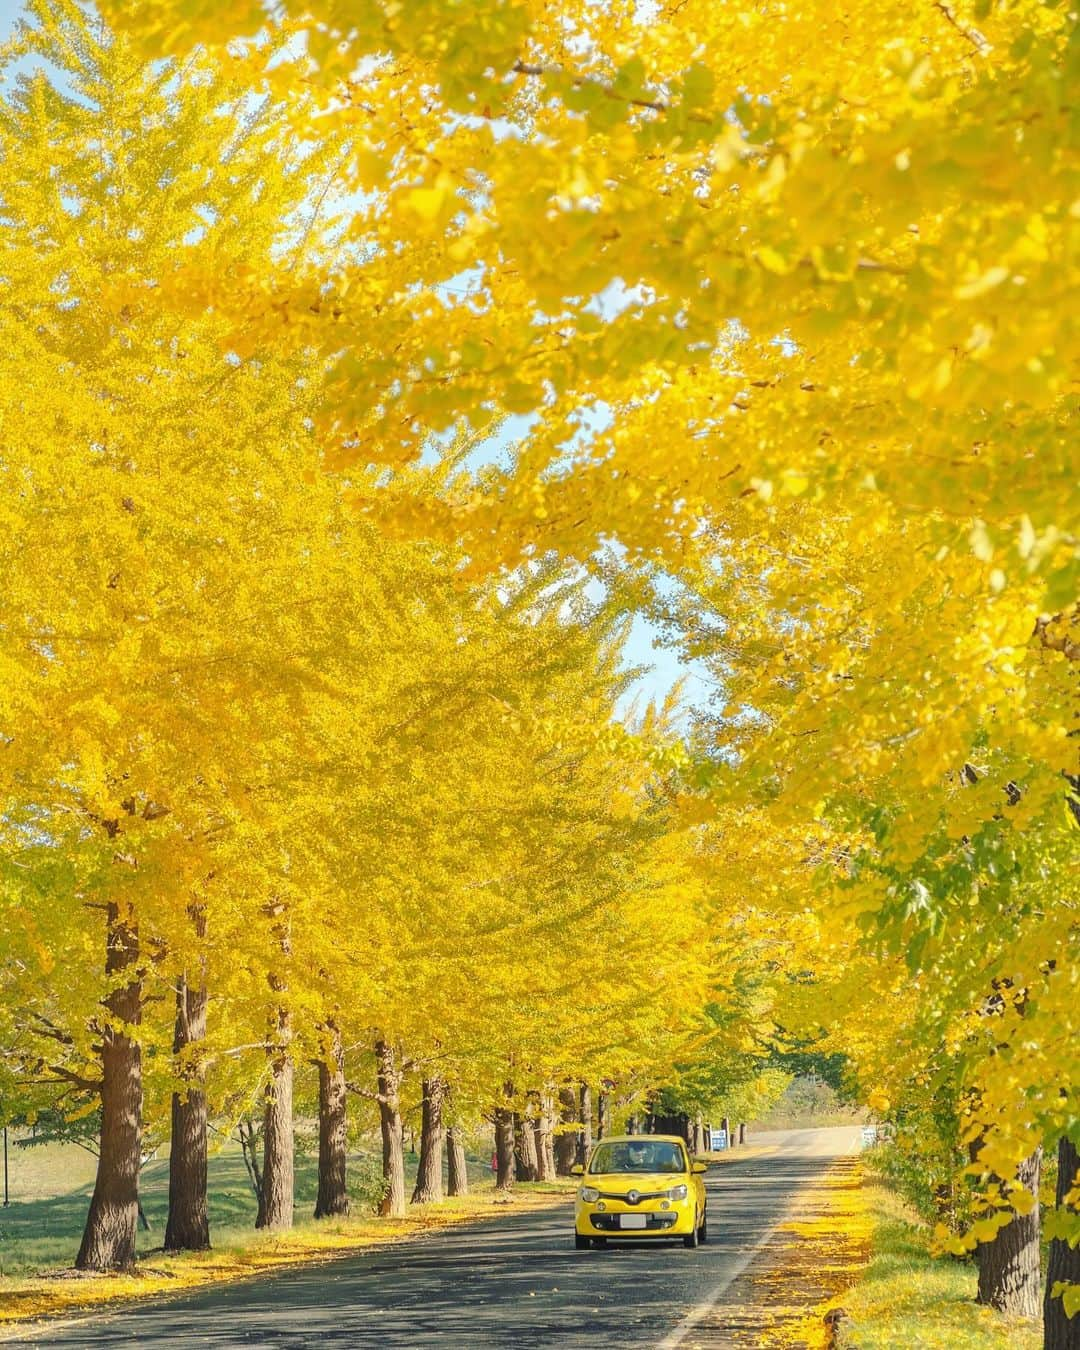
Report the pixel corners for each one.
[515,1109,540,1181]
[164,961,210,1251]
[375,1039,405,1217]
[1045,1136,1080,1349]
[76,905,143,1272]
[411,1077,446,1205]
[693,1118,707,1155]
[534,1092,556,1182]
[597,1088,610,1141]
[554,1087,578,1175]
[739,1122,747,1145]
[447,1126,469,1197]
[578,1084,593,1165]
[255,1013,293,1230]
[255,906,293,1232]
[494,1083,515,1192]
[974,1148,1041,1317]
[314,1021,349,1219]
[238,1117,263,1205]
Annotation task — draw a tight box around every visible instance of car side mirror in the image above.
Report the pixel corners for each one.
[691,1160,708,1174]
[570,1162,584,1176]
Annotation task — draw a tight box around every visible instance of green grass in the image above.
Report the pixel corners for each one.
[0,1134,495,1278]
[839,1182,1041,1350]
[0,1133,575,1330]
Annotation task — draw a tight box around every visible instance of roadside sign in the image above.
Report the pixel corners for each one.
[710,1128,728,1151]
[861,1125,878,1148]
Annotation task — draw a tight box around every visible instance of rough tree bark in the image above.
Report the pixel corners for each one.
[534,1092,556,1182]
[554,1087,578,1175]
[1045,1136,1080,1350]
[447,1126,469,1197]
[238,1117,263,1206]
[375,1038,406,1217]
[76,904,143,1271]
[314,1020,349,1219]
[494,1083,515,1192]
[974,1148,1042,1317]
[577,1084,593,1165]
[256,904,293,1231]
[515,1109,540,1181]
[411,1077,445,1205]
[164,950,210,1251]
[255,1010,293,1229]
[597,1087,610,1141]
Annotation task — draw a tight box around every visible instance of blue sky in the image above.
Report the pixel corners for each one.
[0,0,710,719]
[0,0,22,42]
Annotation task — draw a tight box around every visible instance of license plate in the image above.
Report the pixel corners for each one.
[619,1214,648,1229]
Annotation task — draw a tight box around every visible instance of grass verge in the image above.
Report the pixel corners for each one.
[829,1175,1041,1350]
[0,1137,770,1335]
[0,1144,575,1336]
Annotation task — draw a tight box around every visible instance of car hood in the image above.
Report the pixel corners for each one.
[586,1172,687,1192]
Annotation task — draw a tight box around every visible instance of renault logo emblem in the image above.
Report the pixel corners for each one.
[627,1189,640,1204]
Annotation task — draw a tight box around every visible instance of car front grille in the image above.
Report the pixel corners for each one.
[589,1212,678,1231]
[596,1190,667,1204]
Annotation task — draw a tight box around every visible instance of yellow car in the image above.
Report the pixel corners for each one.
[572,1134,708,1249]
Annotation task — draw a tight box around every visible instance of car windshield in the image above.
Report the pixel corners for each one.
[588,1140,686,1174]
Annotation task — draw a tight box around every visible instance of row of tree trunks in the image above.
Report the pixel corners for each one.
[411,1077,445,1205]
[79,906,454,1268]
[644,1111,691,1141]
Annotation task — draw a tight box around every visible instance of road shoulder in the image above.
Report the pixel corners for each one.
[660,1154,870,1349]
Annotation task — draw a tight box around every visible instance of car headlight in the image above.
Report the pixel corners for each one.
[580,1186,600,1203]
[668,1184,689,1201]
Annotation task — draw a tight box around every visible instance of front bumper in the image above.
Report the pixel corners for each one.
[575,1202,697,1236]
[587,1211,679,1233]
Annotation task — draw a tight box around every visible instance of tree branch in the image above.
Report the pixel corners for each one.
[1035,613,1080,662]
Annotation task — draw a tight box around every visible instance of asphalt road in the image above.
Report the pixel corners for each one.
[13,1126,860,1349]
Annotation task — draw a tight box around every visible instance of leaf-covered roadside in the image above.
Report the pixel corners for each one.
[831,1172,1042,1350]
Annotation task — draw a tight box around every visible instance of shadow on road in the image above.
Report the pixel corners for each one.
[8,1130,858,1349]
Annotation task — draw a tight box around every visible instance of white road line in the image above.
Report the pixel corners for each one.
[653,1219,782,1350]
[656,1128,860,1350]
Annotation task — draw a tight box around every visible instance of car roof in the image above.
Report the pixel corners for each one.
[591,1135,687,1146]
